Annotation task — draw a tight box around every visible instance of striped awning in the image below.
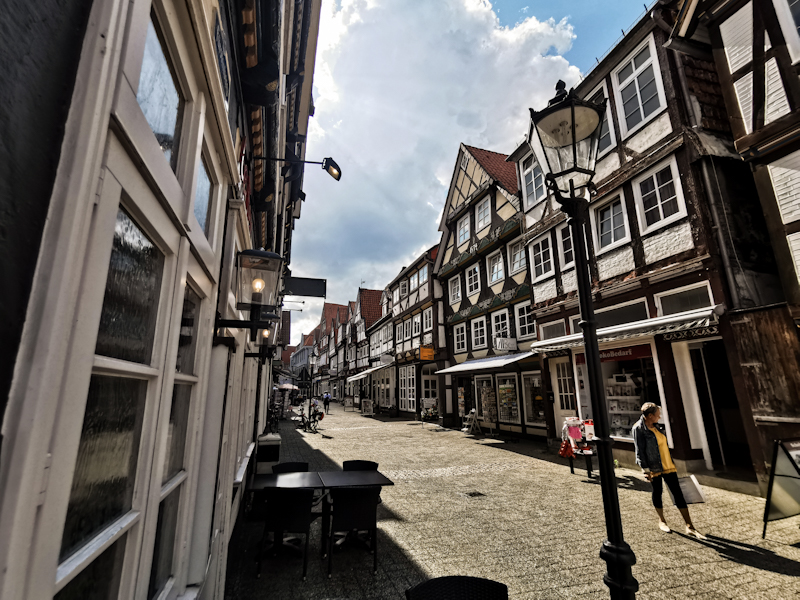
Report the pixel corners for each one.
[528,306,720,354]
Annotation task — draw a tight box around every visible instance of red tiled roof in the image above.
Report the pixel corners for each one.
[429,245,438,261]
[359,288,383,328]
[320,302,348,335]
[464,144,518,195]
[281,346,296,365]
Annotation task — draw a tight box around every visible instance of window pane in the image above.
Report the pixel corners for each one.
[638,65,660,118]
[60,376,147,560]
[661,286,711,315]
[541,321,566,340]
[95,208,165,364]
[618,60,634,84]
[55,534,126,600]
[163,384,191,484]
[596,302,649,328]
[148,488,182,599]
[176,285,200,374]
[561,227,573,264]
[137,17,183,171]
[633,44,650,69]
[194,158,212,235]
[620,81,642,130]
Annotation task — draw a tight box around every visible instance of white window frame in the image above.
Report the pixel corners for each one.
[458,214,470,245]
[412,313,421,336]
[407,365,416,412]
[539,319,567,340]
[403,319,411,341]
[654,281,714,317]
[399,366,408,411]
[491,309,510,340]
[476,197,491,231]
[587,81,616,158]
[454,323,467,353]
[611,34,667,138]
[409,271,419,291]
[529,232,554,282]
[486,251,505,285]
[461,153,470,170]
[515,301,537,340]
[466,263,481,296]
[631,155,687,235]
[449,275,461,304]
[507,236,527,276]
[423,307,433,332]
[495,372,522,425]
[400,279,408,298]
[590,191,631,255]
[520,153,547,210]
[556,222,575,271]
[419,264,428,284]
[392,288,399,305]
[396,323,403,342]
[471,316,487,349]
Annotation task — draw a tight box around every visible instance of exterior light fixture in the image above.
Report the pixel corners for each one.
[216,249,283,341]
[253,155,342,181]
[529,81,638,600]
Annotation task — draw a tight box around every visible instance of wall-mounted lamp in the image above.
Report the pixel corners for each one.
[253,155,342,181]
[216,249,283,341]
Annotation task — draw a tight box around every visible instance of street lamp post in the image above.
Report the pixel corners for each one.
[529,81,638,599]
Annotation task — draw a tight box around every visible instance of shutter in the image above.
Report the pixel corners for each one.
[734,72,754,134]
[789,232,800,285]
[765,57,791,125]
[769,150,800,224]
[720,2,753,73]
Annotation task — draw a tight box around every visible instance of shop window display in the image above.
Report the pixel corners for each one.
[522,372,546,427]
[574,344,660,438]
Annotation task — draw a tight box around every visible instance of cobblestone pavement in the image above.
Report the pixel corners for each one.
[225,405,800,599]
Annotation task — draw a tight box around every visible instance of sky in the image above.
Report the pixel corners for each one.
[285,0,651,346]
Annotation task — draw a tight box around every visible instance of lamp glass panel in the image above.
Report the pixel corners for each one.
[238,254,281,307]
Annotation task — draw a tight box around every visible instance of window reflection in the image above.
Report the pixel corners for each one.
[176,285,200,374]
[148,488,181,599]
[60,376,147,561]
[55,534,126,600]
[95,208,165,364]
[163,384,191,484]
[137,15,184,171]
[194,157,212,235]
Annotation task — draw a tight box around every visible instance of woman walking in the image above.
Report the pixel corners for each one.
[632,403,705,538]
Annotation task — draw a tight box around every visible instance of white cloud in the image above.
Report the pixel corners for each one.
[288,0,580,344]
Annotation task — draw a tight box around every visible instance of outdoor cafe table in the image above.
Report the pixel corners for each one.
[251,470,394,555]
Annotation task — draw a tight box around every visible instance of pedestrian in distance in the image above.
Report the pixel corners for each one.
[632,402,705,538]
[323,392,330,414]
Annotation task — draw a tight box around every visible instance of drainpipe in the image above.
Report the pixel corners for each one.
[671,44,743,308]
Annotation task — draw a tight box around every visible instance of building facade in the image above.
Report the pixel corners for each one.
[0,0,323,598]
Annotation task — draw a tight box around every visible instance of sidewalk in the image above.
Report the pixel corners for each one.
[225,406,800,599]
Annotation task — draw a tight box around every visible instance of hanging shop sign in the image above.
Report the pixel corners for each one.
[420,346,435,361]
[494,337,518,351]
[763,438,800,538]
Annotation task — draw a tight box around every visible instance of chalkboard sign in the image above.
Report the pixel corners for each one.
[763,438,800,538]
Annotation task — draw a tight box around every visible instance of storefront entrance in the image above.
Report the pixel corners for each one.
[550,357,578,432]
[689,339,753,470]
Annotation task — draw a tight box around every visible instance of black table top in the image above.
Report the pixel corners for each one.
[251,470,394,490]
[252,472,324,490]
[318,470,394,488]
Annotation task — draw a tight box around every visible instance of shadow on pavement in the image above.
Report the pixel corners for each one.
[224,419,427,599]
[677,533,800,576]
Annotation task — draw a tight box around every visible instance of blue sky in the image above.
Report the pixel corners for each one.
[287,0,655,345]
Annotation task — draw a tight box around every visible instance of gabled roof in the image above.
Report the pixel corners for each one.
[359,288,384,328]
[320,302,348,335]
[463,144,519,195]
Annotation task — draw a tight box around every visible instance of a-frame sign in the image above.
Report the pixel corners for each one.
[298,367,311,389]
[763,438,800,538]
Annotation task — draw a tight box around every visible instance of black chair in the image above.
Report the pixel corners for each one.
[342,460,379,471]
[327,486,381,577]
[272,461,309,474]
[256,487,315,580]
[405,576,509,600]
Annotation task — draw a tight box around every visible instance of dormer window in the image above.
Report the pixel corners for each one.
[461,153,469,170]
[521,155,545,210]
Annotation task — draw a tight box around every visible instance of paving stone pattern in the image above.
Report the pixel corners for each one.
[225,405,800,599]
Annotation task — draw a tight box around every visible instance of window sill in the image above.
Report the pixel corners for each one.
[509,267,527,277]
[476,223,491,233]
[531,272,555,285]
[594,239,630,258]
[488,278,506,286]
[638,212,688,238]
